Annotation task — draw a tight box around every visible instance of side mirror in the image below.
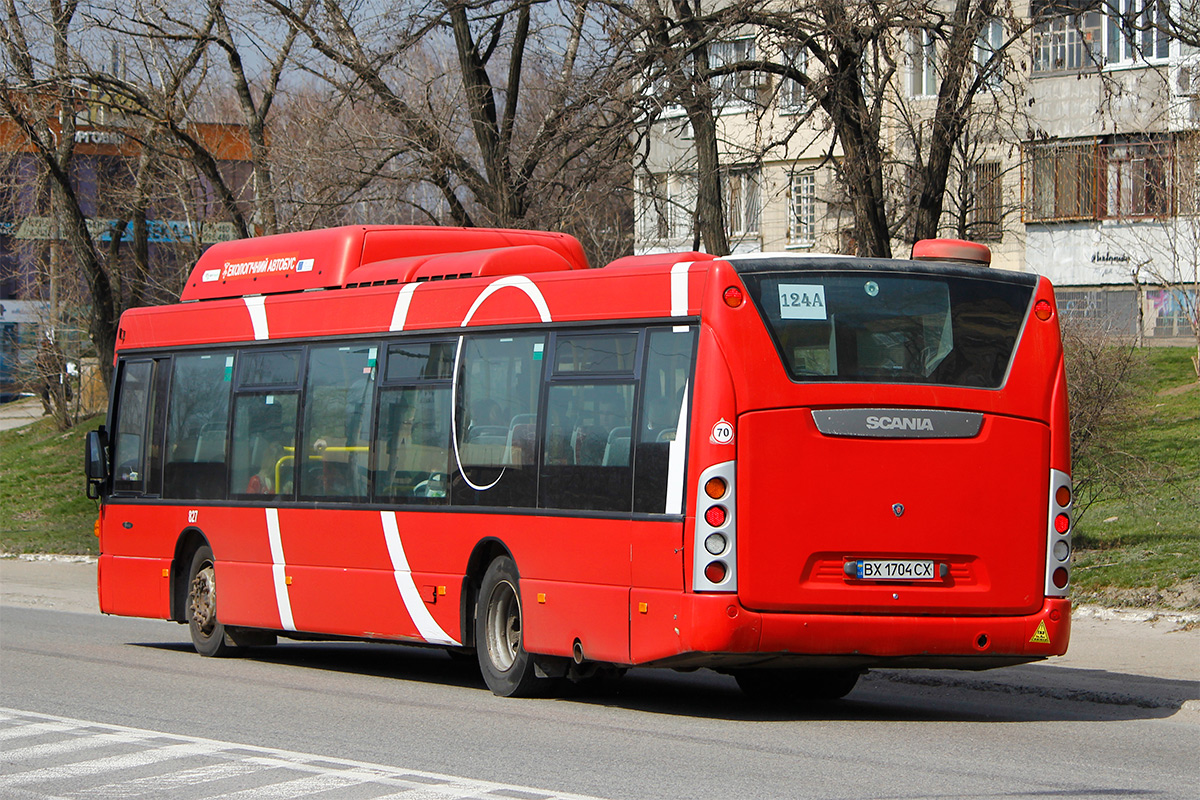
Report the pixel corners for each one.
[85,427,108,499]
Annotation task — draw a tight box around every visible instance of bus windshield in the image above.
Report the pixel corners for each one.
[739,268,1035,388]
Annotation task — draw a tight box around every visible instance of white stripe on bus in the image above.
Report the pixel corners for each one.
[381,511,459,646]
[265,508,296,632]
[461,275,551,325]
[244,295,269,340]
[670,262,692,317]
[665,379,689,515]
[389,282,420,331]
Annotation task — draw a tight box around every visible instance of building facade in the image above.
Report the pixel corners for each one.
[633,2,1198,343]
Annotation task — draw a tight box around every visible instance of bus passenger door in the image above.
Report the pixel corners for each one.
[629,327,696,664]
[99,356,172,619]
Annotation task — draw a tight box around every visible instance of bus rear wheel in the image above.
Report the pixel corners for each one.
[734,667,861,702]
[475,556,541,697]
[186,545,233,657]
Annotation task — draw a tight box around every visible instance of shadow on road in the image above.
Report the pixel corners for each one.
[134,639,1197,724]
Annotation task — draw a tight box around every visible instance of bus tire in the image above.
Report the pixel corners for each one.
[186,545,233,657]
[475,556,540,697]
[734,667,860,702]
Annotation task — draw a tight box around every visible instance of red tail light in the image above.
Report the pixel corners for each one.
[1054,513,1070,534]
[1052,568,1069,589]
[723,286,744,308]
[704,561,727,584]
[704,505,727,527]
[1055,485,1071,507]
[1035,300,1054,321]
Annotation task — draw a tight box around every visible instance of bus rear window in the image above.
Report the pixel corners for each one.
[741,271,1033,388]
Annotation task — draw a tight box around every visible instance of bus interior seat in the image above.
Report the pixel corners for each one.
[465,425,507,445]
[505,423,537,465]
[602,427,631,466]
[571,425,608,466]
[193,423,227,462]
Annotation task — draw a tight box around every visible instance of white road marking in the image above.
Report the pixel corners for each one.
[0,708,608,800]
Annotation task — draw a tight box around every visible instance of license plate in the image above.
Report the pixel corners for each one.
[852,559,936,580]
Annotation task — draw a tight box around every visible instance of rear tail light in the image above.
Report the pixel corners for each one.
[723,286,744,308]
[1055,485,1072,508]
[1052,568,1069,589]
[1044,470,1072,596]
[1035,300,1054,321]
[704,561,728,584]
[694,461,737,592]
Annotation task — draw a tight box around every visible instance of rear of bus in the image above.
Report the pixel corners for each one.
[690,245,1071,690]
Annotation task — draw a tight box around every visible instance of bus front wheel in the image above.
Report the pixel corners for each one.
[186,545,232,657]
[475,556,540,697]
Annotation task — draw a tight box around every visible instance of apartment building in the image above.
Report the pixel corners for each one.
[634,2,1198,342]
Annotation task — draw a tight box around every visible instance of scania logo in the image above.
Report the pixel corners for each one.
[864,415,934,432]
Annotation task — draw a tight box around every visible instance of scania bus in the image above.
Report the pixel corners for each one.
[84,225,1073,699]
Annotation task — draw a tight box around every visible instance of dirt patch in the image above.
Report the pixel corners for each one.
[1157,381,1199,397]
[1075,578,1200,612]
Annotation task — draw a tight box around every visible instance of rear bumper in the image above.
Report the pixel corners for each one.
[661,594,1071,670]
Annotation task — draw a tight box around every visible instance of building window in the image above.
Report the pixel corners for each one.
[789,171,816,245]
[1102,139,1173,218]
[969,162,1004,240]
[1031,7,1103,73]
[724,168,761,237]
[709,36,758,106]
[639,173,697,243]
[910,30,937,96]
[1025,141,1098,221]
[975,19,1005,88]
[1106,0,1171,65]
[779,44,807,110]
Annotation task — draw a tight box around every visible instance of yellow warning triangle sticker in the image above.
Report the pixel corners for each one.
[1029,620,1051,644]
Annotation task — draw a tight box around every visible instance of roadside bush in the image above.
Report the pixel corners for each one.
[1060,318,1159,521]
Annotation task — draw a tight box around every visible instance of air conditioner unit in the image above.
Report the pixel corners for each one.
[1177,64,1200,98]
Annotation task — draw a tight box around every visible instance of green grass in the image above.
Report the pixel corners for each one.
[2,349,1198,609]
[1070,348,1200,610]
[0,413,104,555]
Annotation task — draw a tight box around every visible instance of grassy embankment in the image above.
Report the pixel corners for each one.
[1070,347,1200,610]
[2,348,1197,608]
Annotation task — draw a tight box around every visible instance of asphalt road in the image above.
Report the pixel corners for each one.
[2,586,1198,800]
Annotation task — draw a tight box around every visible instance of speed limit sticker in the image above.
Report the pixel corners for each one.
[710,418,734,445]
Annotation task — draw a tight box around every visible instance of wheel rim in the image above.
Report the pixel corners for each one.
[189,562,218,638]
[485,579,521,672]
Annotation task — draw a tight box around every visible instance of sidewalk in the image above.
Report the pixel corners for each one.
[0,396,47,432]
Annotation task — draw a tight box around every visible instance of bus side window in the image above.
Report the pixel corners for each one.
[111,360,153,494]
[539,383,635,512]
[299,345,377,502]
[374,386,451,503]
[452,333,545,509]
[163,353,232,500]
[634,327,696,514]
[230,349,301,500]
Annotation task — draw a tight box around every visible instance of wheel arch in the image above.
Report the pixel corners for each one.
[461,537,513,650]
[170,527,210,622]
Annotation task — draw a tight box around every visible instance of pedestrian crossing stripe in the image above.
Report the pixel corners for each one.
[1029,620,1051,644]
[0,707,608,800]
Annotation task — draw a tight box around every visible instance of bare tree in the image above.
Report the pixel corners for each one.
[257,0,634,246]
[622,0,1031,256]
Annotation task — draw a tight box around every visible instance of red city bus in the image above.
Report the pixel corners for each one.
[84,225,1072,699]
